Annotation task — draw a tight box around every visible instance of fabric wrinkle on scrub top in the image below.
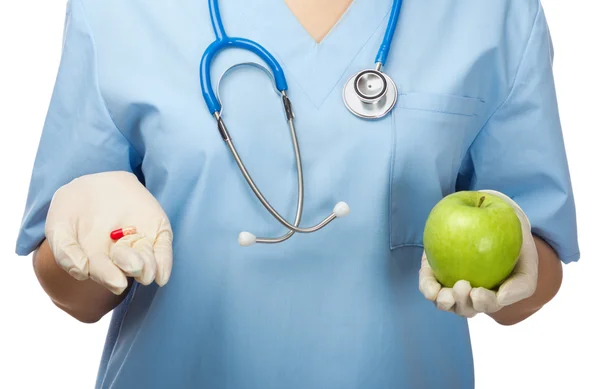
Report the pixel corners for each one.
[15,0,580,388]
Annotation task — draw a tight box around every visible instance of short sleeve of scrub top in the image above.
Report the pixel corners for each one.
[455,5,580,264]
[14,0,141,256]
[15,1,581,389]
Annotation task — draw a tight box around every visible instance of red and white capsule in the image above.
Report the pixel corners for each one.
[110,226,137,241]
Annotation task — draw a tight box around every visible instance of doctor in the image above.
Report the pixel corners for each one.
[17,0,579,388]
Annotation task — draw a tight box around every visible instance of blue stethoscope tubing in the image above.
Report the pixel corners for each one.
[201,0,288,115]
[376,0,403,66]
[199,0,402,246]
[201,0,402,114]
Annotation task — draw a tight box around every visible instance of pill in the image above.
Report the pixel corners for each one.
[110,226,137,241]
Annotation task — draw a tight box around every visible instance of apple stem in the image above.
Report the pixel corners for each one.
[478,196,486,208]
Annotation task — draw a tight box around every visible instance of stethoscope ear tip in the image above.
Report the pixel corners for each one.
[333,202,350,218]
[238,231,257,246]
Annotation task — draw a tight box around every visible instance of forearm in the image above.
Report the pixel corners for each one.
[33,239,130,323]
[488,236,563,325]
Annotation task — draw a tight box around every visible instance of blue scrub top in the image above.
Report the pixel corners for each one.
[16,0,580,388]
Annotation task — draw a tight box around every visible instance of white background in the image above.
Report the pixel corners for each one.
[1,1,598,388]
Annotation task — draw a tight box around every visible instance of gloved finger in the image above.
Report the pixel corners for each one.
[452,281,478,318]
[419,253,441,301]
[47,227,89,281]
[110,235,144,278]
[153,228,173,287]
[88,252,129,295]
[436,288,455,312]
[470,287,502,313]
[132,237,157,286]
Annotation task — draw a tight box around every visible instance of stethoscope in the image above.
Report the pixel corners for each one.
[200,0,403,246]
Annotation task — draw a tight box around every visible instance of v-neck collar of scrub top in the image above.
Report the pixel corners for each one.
[231,0,394,109]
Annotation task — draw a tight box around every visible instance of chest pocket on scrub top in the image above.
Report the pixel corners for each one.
[389,92,487,250]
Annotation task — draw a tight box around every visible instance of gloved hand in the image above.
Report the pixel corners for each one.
[45,171,173,295]
[419,190,539,318]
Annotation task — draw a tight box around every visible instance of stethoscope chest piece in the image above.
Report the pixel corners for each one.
[343,69,397,120]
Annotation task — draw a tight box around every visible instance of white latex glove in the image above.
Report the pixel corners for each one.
[419,190,539,318]
[45,171,173,295]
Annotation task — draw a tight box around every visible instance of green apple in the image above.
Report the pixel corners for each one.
[423,191,522,290]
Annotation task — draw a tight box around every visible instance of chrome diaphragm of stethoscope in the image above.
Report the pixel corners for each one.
[199,0,403,246]
[343,64,398,119]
